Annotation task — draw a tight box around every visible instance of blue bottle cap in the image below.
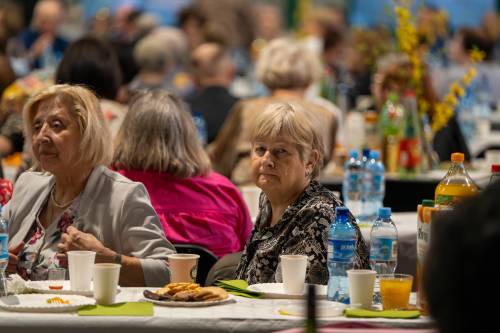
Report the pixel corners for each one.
[335,206,350,220]
[362,148,371,157]
[369,150,380,160]
[378,207,391,219]
[349,150,358,159]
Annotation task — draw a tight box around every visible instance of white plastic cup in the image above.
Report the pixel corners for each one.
[239,186,261,223]
[280,254,308,295]
[93,263,121,305]
[167,254,200,283]
[67,251,96,291]
[347,269,377,309]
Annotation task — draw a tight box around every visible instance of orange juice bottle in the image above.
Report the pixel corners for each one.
[435,152,478,207]
[416,202,435,315]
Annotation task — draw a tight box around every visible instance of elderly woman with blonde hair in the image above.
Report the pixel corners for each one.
[210,37,338,185]
[235,102,368,285]
[113,90,252,259]
[4,84,175,286]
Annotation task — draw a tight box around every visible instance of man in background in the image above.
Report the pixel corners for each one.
[186,43,237,144]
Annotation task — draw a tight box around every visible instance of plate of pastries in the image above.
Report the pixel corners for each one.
[142,282,234,307]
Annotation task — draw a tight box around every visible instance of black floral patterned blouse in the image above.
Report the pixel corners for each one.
[235,181,369,285]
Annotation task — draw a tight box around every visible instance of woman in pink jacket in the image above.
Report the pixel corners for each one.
[113,90,252,258]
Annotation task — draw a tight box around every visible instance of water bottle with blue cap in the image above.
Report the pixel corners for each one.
[369,207,398,303]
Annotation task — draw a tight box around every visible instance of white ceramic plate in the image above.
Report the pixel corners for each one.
[247,283,327,299]
[142,294,236,307]
[0,294,95,312]
[278,300,347,317]
[26,280,121,297]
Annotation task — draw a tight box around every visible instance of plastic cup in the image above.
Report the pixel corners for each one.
[67,251,96,291]
[167,254,200,283]
[280,254,308,295]
[93,263,121,305]
[379,274,413,310]
[48,267,67,280]
[347,269,376,309]
[239,186,261,223]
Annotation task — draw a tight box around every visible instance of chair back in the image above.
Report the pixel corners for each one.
[173,243,218,286]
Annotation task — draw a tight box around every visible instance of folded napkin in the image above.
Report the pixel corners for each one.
[213,280,263,299]
[78,302,153,316]
[344,308,421,319]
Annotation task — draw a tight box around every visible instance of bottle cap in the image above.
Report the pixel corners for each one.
[362,148,371,158]
[378,207,391,219]
[422,199,435,207]
[335,206,350,219]
[369,150,380,160]
[451,152,464,163]
[349,149,359,159]
[492,164,500,173]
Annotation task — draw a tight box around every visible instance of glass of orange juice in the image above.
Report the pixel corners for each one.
[379,274,413,310]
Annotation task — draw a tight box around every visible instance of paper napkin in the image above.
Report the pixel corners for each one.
[214,280,263,298]
[78,302,154,316]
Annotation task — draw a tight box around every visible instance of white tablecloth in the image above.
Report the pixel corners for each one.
[0,288,433,333]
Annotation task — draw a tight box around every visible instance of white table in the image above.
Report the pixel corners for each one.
[360,212,417,281]
[0,288,433,333]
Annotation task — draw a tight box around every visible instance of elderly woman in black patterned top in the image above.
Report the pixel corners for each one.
[235,102,369,285]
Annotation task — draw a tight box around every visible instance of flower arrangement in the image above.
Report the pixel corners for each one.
[394,1,426,112]
[431,48,485,132]
[394,0,485,133]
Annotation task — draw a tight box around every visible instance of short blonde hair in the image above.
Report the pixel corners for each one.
[251,102,325,179]
[113,90,211,177]
[256,38,322,90]
[23,84,112,168]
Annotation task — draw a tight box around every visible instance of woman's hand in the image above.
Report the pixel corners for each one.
[7,242,25,274]
[57,226,115,262]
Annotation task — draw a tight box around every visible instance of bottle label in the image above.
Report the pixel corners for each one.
[373,174,384,191]
[435,194,462,206]
[0,234,7,260]
[370,237,397,261]
[330,239,356,262]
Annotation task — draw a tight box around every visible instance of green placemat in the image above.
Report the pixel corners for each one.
[345,308,421,319]
[214,280,263,299]
[78,302,154,316]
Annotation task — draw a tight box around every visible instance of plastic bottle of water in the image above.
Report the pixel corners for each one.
[0,204,8,296]
[192,112,207,146]
[342,150,362,220]
[363,151,386,222]
[369,207,398,303]
[327,206,357,304]
[358,148,371,222]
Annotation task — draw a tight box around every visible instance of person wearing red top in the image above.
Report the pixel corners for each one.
[113,90,252,258]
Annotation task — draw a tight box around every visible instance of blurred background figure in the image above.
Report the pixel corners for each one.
[209,37,337,185]
[254,3,283,43]
[8,0,68,76]
[186,43,237,144]
[128,26,190,98]
[128,32,172,93]
[113,90,252,259]
[54,37,125,138]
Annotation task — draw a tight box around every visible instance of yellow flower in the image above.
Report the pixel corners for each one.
[445,93,458,107]
[470,48,486,63]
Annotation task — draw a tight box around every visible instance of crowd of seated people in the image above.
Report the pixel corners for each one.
[0,0,498,288]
